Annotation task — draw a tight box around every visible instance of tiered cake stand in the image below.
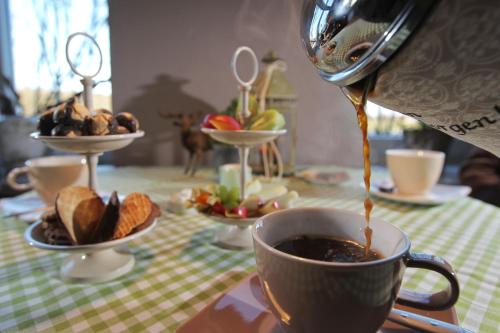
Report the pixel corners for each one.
[27,32,146,282]
[201,47,286,250]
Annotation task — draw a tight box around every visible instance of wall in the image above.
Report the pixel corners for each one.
[108,0,363,168]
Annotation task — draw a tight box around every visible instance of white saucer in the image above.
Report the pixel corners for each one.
[25,219,157,283]
[370,181,471,205]
[0,196,46,222]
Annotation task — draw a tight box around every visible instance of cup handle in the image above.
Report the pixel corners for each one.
[6,166,32,191]
[396,252,460,311]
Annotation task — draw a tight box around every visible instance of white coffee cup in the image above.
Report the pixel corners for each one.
[386,149,445,195]
[7,155,88,205]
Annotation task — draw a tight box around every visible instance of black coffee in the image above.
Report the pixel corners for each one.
[274,235,382,263]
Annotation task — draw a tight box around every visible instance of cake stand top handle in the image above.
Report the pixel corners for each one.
[231,46,259,90]
[65,32,103,115]
[231,46,259,122]
[65,32,103,79]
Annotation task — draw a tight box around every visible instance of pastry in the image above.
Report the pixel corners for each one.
[91,191,120,242]
[55,186,105,244]
[114,125,131,134]
[51,124,82,137]
[40,209,72,245]
[86,113,112,135]
[112,192,159,239]
[37,109,57,136]
[38,100,140,137]
[115,112,140,133]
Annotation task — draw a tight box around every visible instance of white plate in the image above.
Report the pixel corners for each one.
[0,196,46,222]
[30,131,144,153]
[201,128,286,146]
[370,181,471,205]
[24,219,157,283]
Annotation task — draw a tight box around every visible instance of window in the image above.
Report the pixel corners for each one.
[366,101,420,137]
[8,0,111,115]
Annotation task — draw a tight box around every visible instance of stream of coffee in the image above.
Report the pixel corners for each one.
[342,74,376,256]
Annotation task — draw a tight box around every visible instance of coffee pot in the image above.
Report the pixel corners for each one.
[301,0,500,156]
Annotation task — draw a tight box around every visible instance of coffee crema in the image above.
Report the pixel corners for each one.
[274,235,382,263]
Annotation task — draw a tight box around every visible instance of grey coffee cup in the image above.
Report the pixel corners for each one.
[252,208,459,333]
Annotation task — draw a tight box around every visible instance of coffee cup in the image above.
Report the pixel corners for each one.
[7,155,88,205]
[252,208,459,333]
[386,149,445,195]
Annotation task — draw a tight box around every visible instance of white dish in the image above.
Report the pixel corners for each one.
[201,128,286,146]
[30,131,145,154]
[370,181,471,205]
[0,196,46,222]
[24,219,157,283]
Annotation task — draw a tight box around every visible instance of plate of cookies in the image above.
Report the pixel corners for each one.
[25,186,160,283]
[31,98,144,154]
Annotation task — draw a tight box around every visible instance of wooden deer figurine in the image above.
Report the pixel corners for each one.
[160,112,212,176]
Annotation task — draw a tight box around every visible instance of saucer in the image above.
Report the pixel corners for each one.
[0,196,46,222]
[177,273,459,333]
[370,181,471,205]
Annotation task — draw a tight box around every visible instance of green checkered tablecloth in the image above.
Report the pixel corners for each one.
[1,166,499,332]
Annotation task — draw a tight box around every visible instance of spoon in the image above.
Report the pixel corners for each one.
[387,308,474,333]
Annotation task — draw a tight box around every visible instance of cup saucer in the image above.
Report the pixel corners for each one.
[177,273,460,333]
[370,180,471,205]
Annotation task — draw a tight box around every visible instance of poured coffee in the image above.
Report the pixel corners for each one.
[342,73,377,255]
[274,235,382,263]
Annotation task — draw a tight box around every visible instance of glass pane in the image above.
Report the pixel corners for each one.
[8,0,111,115]
[366,101,420,136]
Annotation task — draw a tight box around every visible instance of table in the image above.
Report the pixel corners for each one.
[1,166,499,332]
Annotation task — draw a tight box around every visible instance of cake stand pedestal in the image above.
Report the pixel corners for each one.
[202,128,286,250]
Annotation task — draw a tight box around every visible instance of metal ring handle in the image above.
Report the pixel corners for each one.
[65,32,103,79]
[231,46,259,89]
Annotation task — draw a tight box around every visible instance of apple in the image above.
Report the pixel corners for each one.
[209,115,242,131]
[201,114,217,129]
[249,109,285,131]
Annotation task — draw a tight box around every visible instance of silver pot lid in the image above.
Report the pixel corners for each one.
[301,0,436,86]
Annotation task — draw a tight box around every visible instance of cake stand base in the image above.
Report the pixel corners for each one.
[60,248,135,283]
[214,225,253,250]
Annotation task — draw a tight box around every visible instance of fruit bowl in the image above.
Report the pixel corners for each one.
[24,218,157,283]
[201,128,286,147]
[30,131,145,153]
